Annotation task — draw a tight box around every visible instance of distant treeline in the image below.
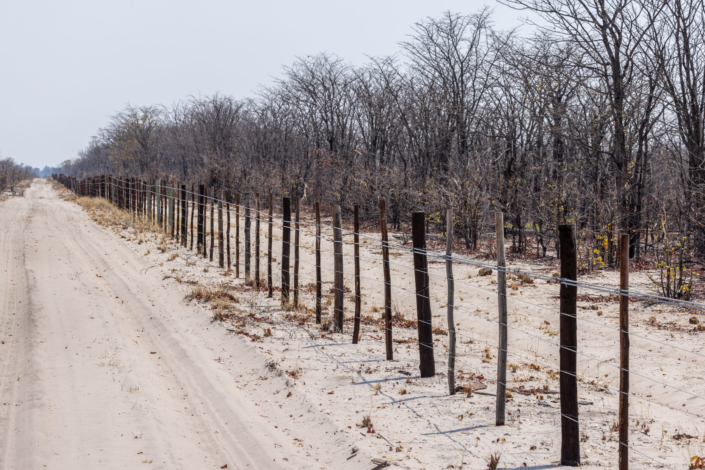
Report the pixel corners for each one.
[0,158,36,193]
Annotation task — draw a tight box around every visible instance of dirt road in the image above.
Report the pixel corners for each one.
[0,180,362,469]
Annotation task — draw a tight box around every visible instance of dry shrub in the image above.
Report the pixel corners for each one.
[186,284,237,303]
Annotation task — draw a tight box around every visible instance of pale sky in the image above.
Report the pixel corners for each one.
[0,0,527,169]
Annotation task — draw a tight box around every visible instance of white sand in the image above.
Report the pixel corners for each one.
[0,180,365,469]
[3,179,704,469]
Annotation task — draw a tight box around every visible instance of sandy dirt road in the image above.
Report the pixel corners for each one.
[0,180,363,470]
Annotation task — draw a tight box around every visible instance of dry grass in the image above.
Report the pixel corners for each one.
[185,284,237,304]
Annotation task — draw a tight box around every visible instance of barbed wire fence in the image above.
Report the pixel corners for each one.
[54,173,705,469]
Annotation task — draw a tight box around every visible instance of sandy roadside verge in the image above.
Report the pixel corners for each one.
[0,179,366,470]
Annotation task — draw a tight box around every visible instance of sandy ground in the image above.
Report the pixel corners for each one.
[3,179,705,470]
[0,179,366,470]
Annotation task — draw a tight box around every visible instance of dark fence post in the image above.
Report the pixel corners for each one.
[559,224,580,466]
[352,204,361,344]
[412,211,435,378]
[294,197,300,308]
[332,205,344,332]
[190,184,195,251]
[315,201,322,323]
[245,193,251,282]
[380,199,393,360]
[282,197,291,306]
[255,192,261,289]
[226,191,231,268]
[619,233,630,470]
[209,188,215,262]
[197,185,205,256]
[496,212,508,424]
[181,184,187,247]
[235,193,240,278]
[267,192,273,298]
[218,190,224,269]
[446,207,456,395]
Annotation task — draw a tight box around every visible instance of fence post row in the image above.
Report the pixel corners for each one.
[559,224,580,466]
[496,212,508,425]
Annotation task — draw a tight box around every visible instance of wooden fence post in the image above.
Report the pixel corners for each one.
[190,184,195,251]
[268,192,273,298]
[255,192,261,289]
[380,199,393,360]
[168,184,174,238]
[619,233,630,470]
[282,197,291,305]
[210,188,215,262]
[156,179,162,227]
[315,201,322,323]
[235,193,240,278]
[218,190,224,269]
[559,224,580,466]
[332,205,344,333]
[352,204,361,344]
[226,191,231,268]
[412,211,435,378]
[446,208,456,395]
[181,185,187,247]
[197,185,205,256]
[496,212,508,425]
[294,197,300,308]
[245,193,251,283]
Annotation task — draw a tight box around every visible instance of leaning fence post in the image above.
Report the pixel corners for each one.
[412,211,435,378]
[619,233,630,470]
[315,201,322,323]
[380,199,393,360]
[352,204,361,344]
[282,197,291,306]
[294,197,300,308]
[255,192,261,289]
[496,212,508,425]
[559,223,580,466]
[267,192,273,298]
[446,207,456,395]
[332,205,344,333]
[218,190,224,269]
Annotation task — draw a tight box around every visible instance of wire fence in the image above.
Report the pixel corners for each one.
[54,173,705,469]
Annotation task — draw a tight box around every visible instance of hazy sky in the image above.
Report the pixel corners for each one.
[0,0,528,169]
